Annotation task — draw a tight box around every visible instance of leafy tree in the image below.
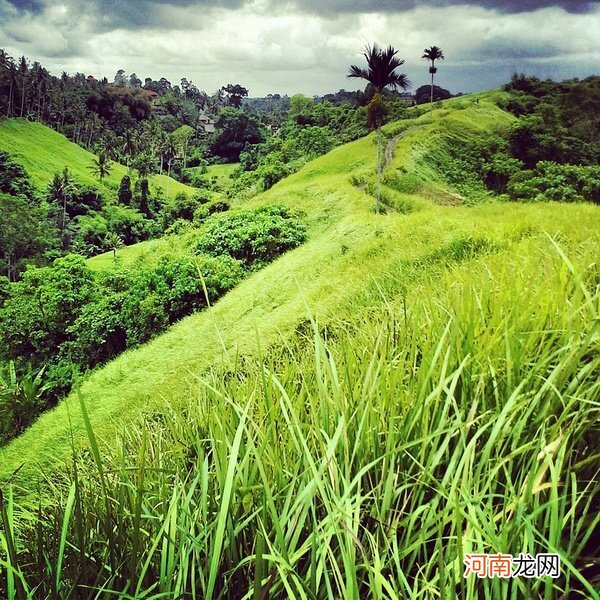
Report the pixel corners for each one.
[118,175,133,205]
[114,69,126,86]
[131,153,158,179]
[129,72,142,88]
[422,46,444,104]
[172,124,194,168]
[103,204,152,245]
[0,151,36,200]
[0,193,51,281]
[72,212,109,256]
[414,84,452,105]
[0,255,97,397]
[289,94,314,122]
[221,83,249,108]
[210,108,265,162]
[348,43,411,213]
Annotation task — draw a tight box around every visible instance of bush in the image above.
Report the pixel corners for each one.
[508,162,600,203]
[160,192,197,228]
[193,199,231,224]
[193,205,307,269]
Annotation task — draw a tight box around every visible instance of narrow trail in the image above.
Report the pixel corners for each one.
[384,133,403,167]
[383,126,418,168]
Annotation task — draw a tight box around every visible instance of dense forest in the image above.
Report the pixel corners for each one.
[0,51,405,270]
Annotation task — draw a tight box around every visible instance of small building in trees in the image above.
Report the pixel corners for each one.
[197,110,216,133]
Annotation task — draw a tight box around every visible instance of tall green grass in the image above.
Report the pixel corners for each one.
[2,239,598,598]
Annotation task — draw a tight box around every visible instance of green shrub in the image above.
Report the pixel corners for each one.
[193,199,231,225]
[508,161,600,203]
[193,205,307,269]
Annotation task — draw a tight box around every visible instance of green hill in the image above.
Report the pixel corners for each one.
[1,95,598,598]
[0,118,198,199]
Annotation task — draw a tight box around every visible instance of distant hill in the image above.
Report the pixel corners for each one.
[0,118,198,199]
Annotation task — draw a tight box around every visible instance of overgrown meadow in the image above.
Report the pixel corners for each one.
[2,225,599,599]
[0,81,599,598]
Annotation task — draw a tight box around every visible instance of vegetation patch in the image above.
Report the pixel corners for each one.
[193,204,307,269]
[0,204,307,438]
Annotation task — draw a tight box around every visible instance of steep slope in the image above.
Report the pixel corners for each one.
[1,95,598,485]
[0,118,197,199]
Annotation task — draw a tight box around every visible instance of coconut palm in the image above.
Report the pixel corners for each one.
[348,43,410,213]
[422,46,444,104]
[18,55,28,118]
[7,63,18,117]
[89,152,112,182]
[47,167,75,247]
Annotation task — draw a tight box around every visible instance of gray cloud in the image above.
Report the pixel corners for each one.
[0,0,598,96]
[6,0,246,28]
[7,0,599,22]
[267,0,597,15]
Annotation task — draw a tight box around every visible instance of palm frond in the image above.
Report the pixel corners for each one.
[347,65,370,81]
[422,46,445,61]
[348,42,410,93]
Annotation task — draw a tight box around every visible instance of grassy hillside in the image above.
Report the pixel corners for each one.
[1,95,599,597]
[87,234,190,271]
[0,118,198,199]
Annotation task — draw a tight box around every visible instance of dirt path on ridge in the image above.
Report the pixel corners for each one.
[383,126,419,168]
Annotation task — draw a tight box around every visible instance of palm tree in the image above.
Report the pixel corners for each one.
[422,46,444,104]
[104,232,124,258]
[121,128,138,165]
[47,168,75,248]
[348,43,411,214]
[89,152,112,182]
[18,56,28,118]
[7,63,18,117]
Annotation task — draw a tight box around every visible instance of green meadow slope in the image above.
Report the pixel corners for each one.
[0,118,198,199]
[1,92,599,598]
[1,93,598,488]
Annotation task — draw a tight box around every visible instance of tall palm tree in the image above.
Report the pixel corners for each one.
[422,46,444,104]
[348,43,410,214]
[18,56,28,118]
[7,63,18,117]
[48,168,75,248]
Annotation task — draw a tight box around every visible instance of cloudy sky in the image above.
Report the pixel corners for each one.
[1,0,599,97]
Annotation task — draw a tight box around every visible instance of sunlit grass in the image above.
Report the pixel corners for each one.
[2,236,598,598]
